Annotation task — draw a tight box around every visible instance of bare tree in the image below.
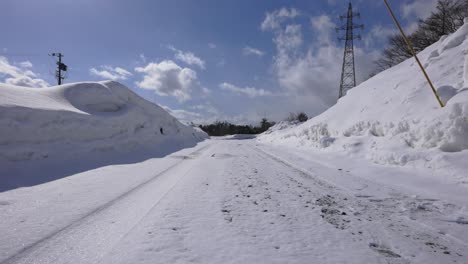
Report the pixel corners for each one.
[375,34,417,71]
[374,0,468,72]
[297,112,309,122]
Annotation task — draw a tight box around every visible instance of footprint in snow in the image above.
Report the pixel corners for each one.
[0,200,12,206]
[369,242,401,258]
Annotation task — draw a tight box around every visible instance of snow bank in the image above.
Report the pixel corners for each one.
[0,81,207,161]
[259,21,468,183]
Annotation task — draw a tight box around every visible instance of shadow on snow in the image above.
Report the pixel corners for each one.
[0,139,203,193]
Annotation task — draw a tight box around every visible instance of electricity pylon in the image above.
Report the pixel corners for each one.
[336,3,363,99]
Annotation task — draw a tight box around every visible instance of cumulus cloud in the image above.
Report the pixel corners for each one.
[169,46,206,69]
[243,46,265,57]
[135,60,197,102]
[5,76,49,88]
[261,7,300,31]
[0,56,49,88]
[276,48,341,104]
[310,15,335,45]
[274,24,303,54]
[262,10,379,113]
[89,65,132,81]
[220,82,272,98]
[363,24,397,49]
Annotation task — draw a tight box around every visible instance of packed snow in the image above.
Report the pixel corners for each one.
[0,80,207,162]
[259,19,468,185]
[1,139,467,264]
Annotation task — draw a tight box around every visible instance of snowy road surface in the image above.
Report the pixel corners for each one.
[1,138,467,264]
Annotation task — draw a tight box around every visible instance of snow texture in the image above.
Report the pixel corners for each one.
[259,20,468,184]
[0,81,207,162]
[1,139,467,263]
[1,15,468,264]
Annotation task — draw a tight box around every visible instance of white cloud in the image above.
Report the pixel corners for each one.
[135,60,197,102]
[201,86,211,95]
[90,65,132,81]
[168,46,206,69]
[220,82,272,98]
[163,103,241,125]
[18,61,33,68]
[162,103,225,125]
[310,15,335,45]
[115,67,131,76]
[363,25,397,48]
[243,46,265,57]
[162,105,204,124]
[5,76,49,88]
[139,53,147,63]
[0,56,49,88]
[275,47,342,104]
[264,12,379,114]
[401,0,438,20]
[275,24,303,53]
[208,43,217,49]
[404,22,420,34]
[164,103,262,125]
[261,7,300,31]
[191,103,218,115]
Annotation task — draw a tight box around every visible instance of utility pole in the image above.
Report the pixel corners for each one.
[336,3,363,99]
[50,53,67,85]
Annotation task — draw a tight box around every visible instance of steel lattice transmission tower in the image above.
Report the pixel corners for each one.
[336,3,363,99]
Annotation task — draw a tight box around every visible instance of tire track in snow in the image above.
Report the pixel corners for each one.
[249,143,467,264]
[1,144,212,264]
[217,144,370,263]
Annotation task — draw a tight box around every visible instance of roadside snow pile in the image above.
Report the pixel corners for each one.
[0,81,207,161]
[259,20,468,182]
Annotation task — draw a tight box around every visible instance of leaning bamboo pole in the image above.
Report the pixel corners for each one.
[383,0,445,107]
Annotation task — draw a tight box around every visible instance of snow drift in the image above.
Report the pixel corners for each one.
[259,19,468,183]
[0,81,207,161]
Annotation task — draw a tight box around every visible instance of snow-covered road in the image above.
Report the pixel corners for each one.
[1,138,467,264]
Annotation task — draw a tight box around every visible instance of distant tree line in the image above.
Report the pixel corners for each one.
[375,0,468,72]
[199,118,275,136]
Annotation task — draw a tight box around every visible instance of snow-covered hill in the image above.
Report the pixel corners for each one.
[259,19,468,183]
[0,81,207,162]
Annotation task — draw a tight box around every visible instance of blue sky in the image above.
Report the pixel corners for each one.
[0,0,439,124]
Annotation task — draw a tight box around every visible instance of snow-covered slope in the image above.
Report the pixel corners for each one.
[0,81,207,161]
[259,19,468,183]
